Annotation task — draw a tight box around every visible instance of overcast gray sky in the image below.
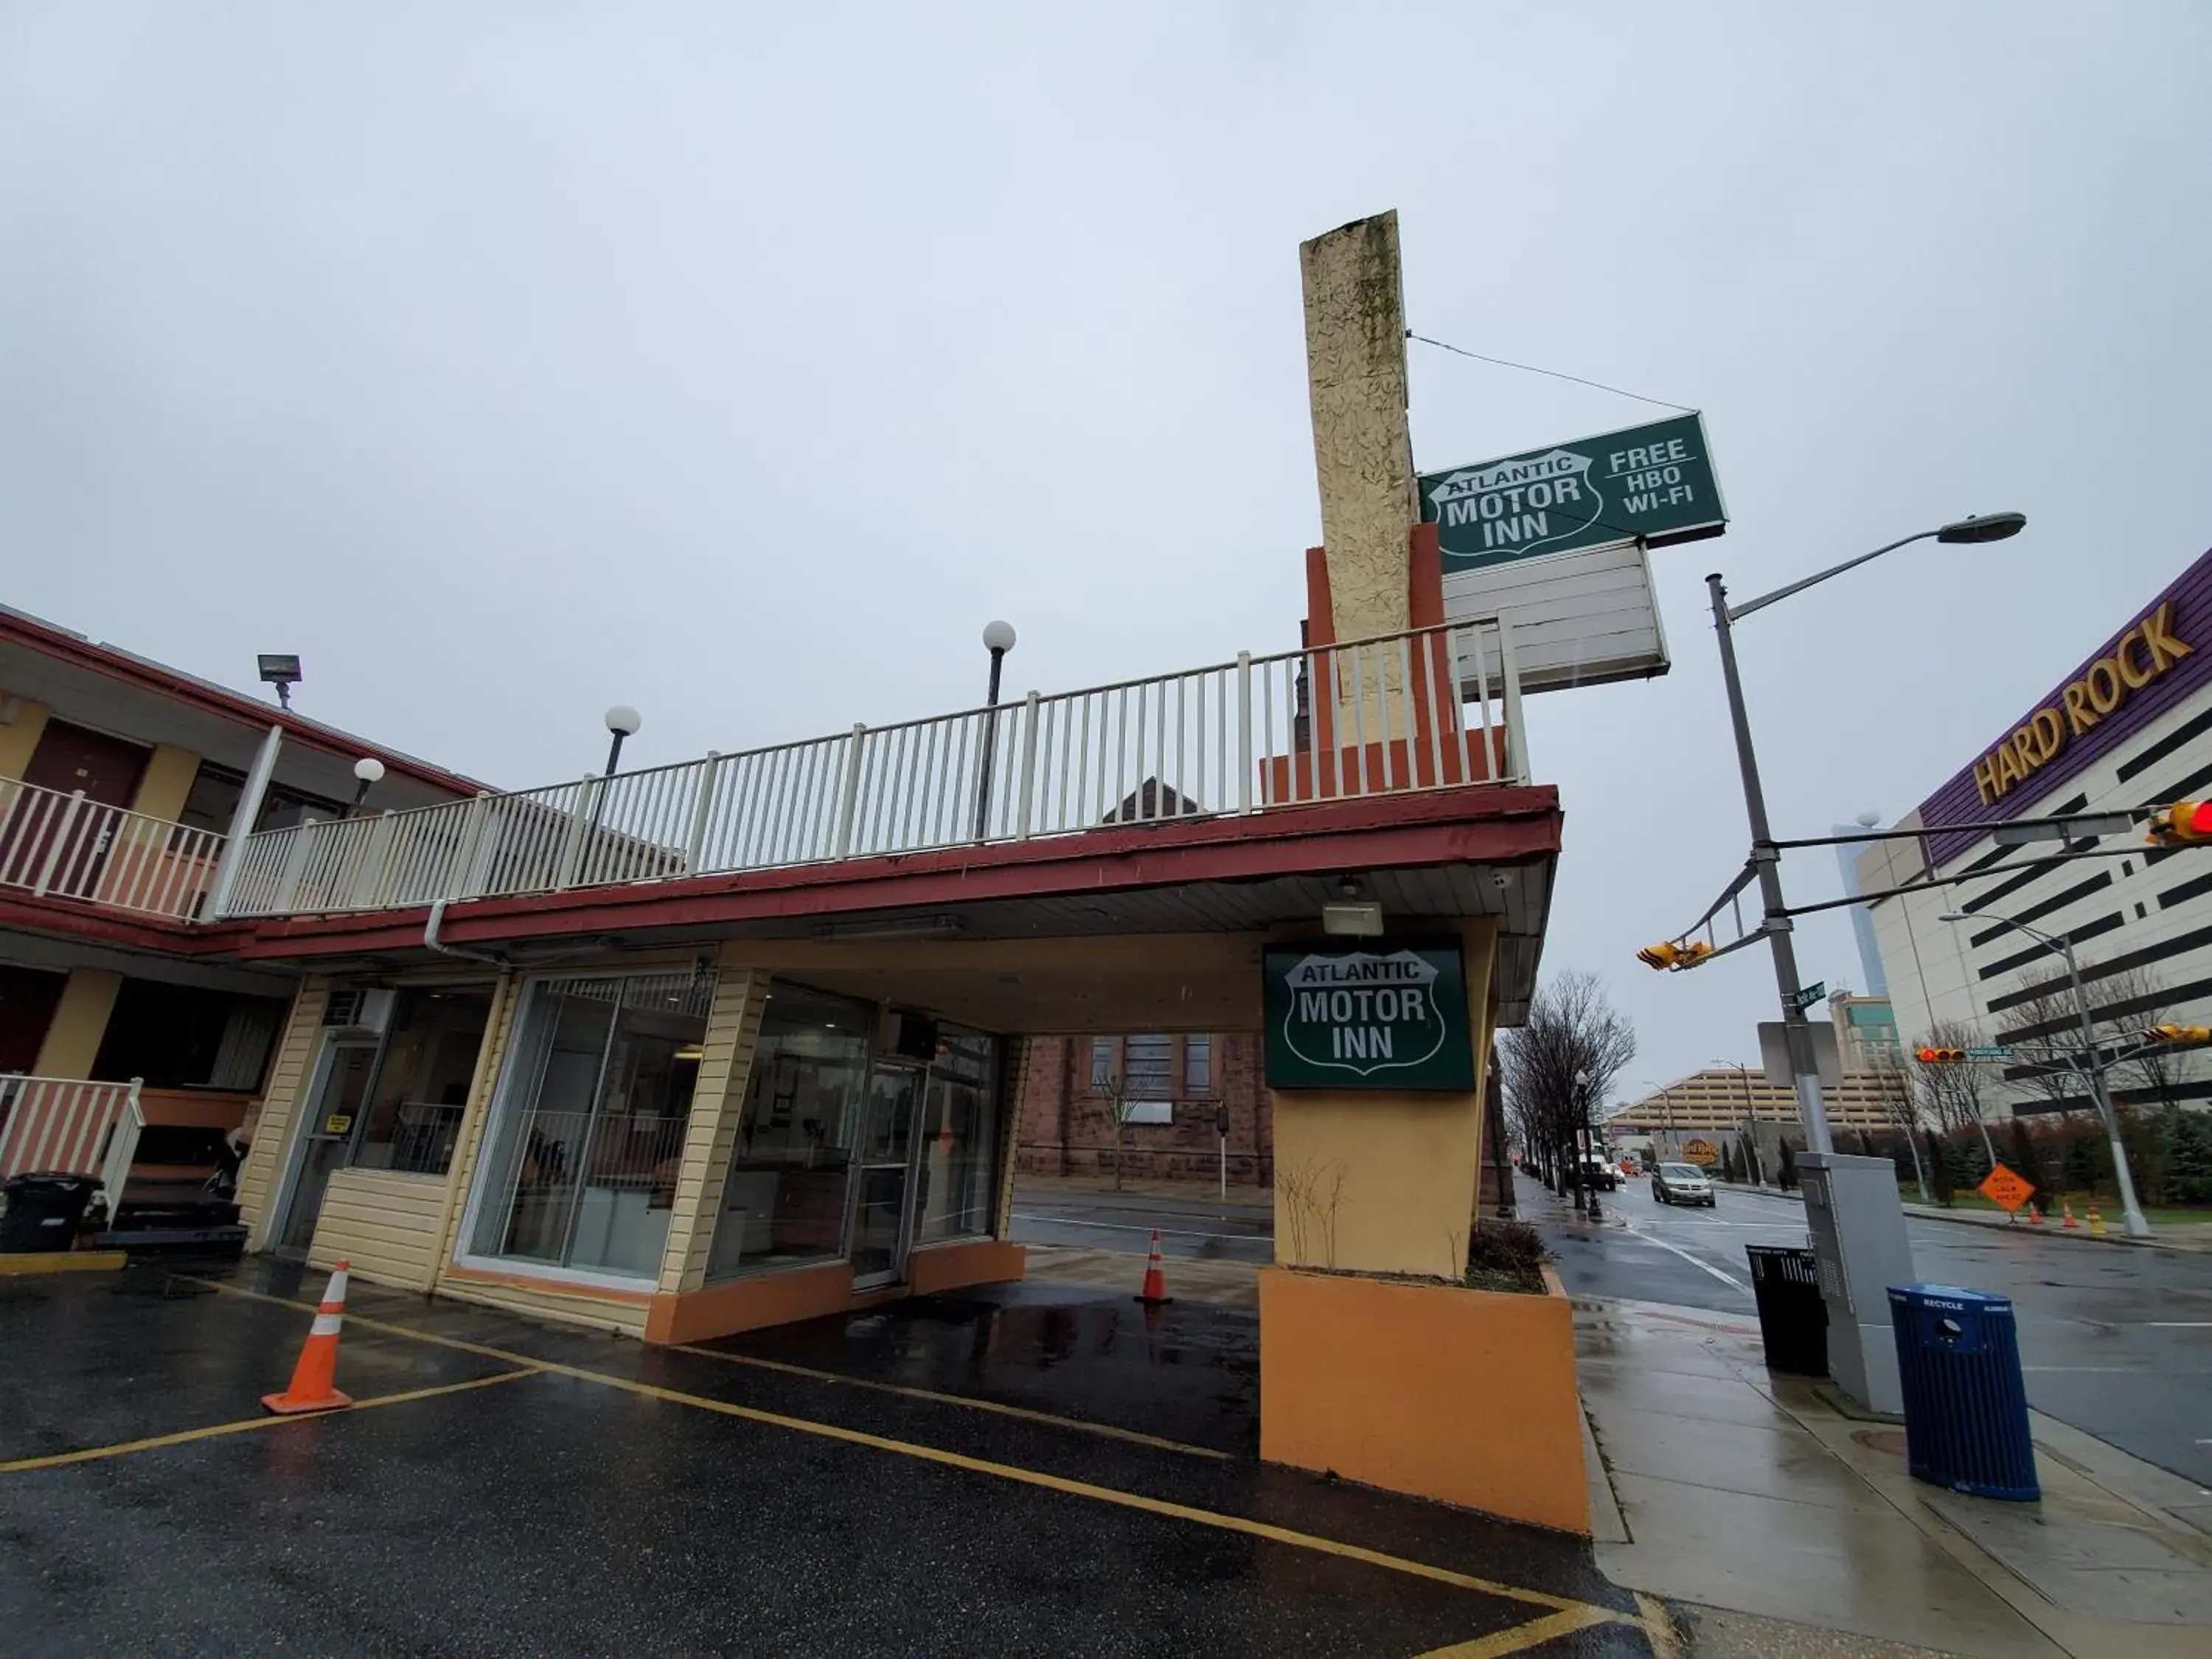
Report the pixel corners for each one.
[4,4,2208,1099]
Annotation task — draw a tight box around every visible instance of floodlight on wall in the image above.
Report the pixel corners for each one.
[1321,900,1384,936]
[257,654,302,711]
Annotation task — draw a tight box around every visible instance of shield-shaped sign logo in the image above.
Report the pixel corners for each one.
[1280,950,1447,1078]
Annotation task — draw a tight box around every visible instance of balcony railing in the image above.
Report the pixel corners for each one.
[220,613,1528,921]
[0,778,225,921]
[0,1075,144,1208]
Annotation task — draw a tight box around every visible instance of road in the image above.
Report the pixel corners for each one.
[1009,1180,1275,1263]
[1522,1170,2212,1488]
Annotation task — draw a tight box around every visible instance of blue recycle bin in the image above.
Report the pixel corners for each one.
[1887,1284,2039,1501]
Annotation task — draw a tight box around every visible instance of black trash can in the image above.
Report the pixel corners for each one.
[1745,1244,1829,1376]
[1888,1284,2039,1500]
[0,1172,101,1253]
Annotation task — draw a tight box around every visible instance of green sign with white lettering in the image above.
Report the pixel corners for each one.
[1419,412,1726,573]
[1262,942,1475,1091]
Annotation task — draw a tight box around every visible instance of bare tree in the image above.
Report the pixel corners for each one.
[2099,964,2200,1110]
[1498,971,1636,1211]
[1911,1017,2000,1172]
[2000,974,2093,1118]
[1093,1068,1138,1191]
[1865,1039,1933,1203]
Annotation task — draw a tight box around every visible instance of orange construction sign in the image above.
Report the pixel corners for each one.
[1978,1163,2035,1213]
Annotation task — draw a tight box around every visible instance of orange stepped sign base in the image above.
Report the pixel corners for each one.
[262,1261,355,1414]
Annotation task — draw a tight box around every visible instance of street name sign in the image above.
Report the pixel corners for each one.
[1419,413,1726,574]
[1965,1045,2018,1061]
[1262,941,1475,1091]
[1788,981,1827,1012]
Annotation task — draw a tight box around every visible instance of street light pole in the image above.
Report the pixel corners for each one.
[1716,1058,1767,1188]
[1708,574,1837,1155]
[1576,1068,1602,1222]
[1938,910,2151,1238]
[973,620,1017,841]
[1705,511,2026,1158]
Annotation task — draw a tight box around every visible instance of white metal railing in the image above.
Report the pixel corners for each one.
[0,776,225,920]
[222,613,1527,921]
[0,1075,144,1197]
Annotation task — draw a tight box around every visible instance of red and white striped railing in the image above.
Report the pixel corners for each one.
[0,1076,145,1199]
[0,776,225,920]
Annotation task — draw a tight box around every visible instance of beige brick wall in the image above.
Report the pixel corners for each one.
[658,963,771,1295]
[238,977,331,1246]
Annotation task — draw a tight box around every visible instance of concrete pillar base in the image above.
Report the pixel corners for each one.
[1258,1265,1589,1534]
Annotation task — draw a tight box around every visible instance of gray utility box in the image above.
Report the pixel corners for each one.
[1797,1152,1916,1414]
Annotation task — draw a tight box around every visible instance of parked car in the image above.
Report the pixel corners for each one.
[1652,1161,1716,1206]
[1577,1152,1618,1192]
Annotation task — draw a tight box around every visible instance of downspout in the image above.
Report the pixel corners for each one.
[424,899,508,967]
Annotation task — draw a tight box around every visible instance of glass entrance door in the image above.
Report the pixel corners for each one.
[279,1039,379,1252]
[846,1062,924,1287]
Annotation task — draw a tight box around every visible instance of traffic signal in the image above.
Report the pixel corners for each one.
[2146,801,2212,845]
[1636,940,1714,971]
[2143,1023,2212,1048]
[1916,1046,1966,1064]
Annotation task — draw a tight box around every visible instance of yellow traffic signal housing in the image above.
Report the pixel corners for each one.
[1637,940,1714,972]
[2144,1023,2212,1048]
[2146,801,2212,845]
[1916,1046,1966,1064]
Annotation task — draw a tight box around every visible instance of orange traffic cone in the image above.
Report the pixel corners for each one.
[2030,1202,2045,1225]
[262,1261,355,1415]
[1134,1230,1174,1306]
[2089,1201,2105,1237]
[2062,1199,2079,1231]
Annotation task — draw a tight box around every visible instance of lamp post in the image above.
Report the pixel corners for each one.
[1575,1067,1601,1221]
[973,620,1017,841]
[602,705,642,776]
[348,757,385,816]
[1708,511,2024,1154]
[1714,1058,1767,1187]
[1938,909,2151,1237]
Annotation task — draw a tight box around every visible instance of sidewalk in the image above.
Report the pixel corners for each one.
[1012,1172,1273,1214]
[1718,1180,2212,1253]
[1576,1294,2212,1658]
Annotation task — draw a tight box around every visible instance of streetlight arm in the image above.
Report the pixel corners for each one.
[1726,532,1934,622]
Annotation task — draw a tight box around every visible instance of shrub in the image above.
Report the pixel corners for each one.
[1466,1219,1550,1295]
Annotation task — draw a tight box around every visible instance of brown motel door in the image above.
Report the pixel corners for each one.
[0,720,152,894]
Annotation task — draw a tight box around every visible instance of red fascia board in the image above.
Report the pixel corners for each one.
[1,609,491,799]
[0,890,218,956]
[225,786,1562,961]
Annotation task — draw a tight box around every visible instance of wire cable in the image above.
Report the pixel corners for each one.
[1405,330,1695,414]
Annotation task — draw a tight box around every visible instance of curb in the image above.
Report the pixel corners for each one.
[0,1249,128,1276]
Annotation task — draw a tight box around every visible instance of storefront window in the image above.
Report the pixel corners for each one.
[351,987,493,1176]
[706,984,871,1279]
[914,1029,1002,1243]
[469,970,713,1281]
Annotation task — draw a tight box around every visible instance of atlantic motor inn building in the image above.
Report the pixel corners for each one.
[1857,544,2212,1110]
[1,605,483,1220]
[4,591,1559,1350]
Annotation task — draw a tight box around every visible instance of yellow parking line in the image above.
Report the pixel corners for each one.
[669,1341,1231,1461]
[181,1276,1634,1626]
[1414,1604,1621,1656]
[0,1368,540,1475]
[1635,1592,1683,1658]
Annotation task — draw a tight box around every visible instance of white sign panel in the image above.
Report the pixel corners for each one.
[1444,539,1671,696]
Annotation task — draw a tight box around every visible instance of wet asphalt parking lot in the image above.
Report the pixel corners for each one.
[1,1259,1659,1658]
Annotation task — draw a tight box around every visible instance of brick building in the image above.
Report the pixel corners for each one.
[1016,1033,1271,1185]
